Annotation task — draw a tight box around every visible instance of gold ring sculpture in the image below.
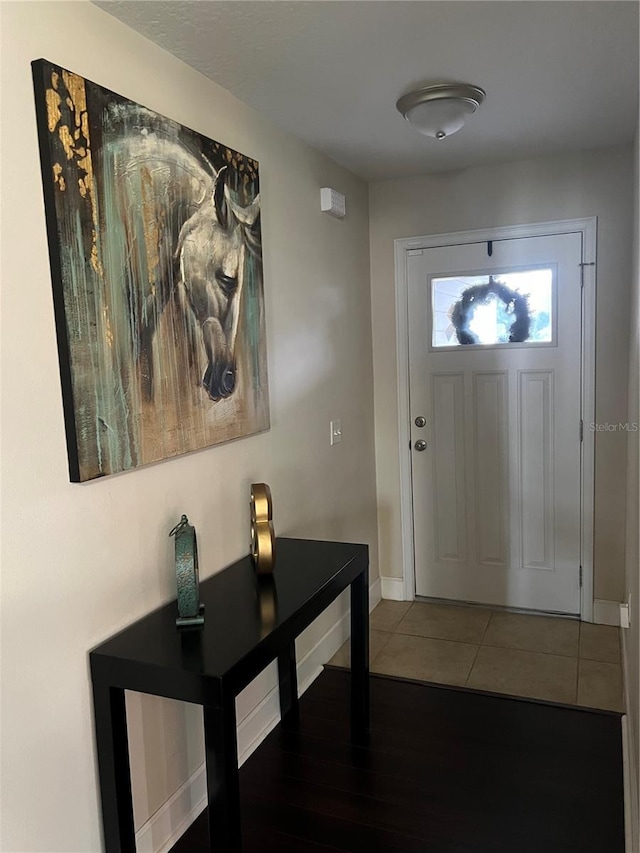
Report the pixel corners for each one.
[250,483,275,574]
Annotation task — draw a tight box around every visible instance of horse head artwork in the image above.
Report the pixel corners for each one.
[103,108,264,406]
[34,60,270,481]
[175,165,261,401]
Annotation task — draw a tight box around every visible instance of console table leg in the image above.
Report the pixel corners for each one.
[92,682,136,853]
[204,695,241,852]
[278,642,299,728]
[350,568,370,742]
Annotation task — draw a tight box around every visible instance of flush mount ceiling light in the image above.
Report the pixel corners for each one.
[396,83,485,140]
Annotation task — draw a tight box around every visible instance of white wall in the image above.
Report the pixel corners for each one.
[369,147,634,604]
[623,121,640,849]
[0,3,378,850]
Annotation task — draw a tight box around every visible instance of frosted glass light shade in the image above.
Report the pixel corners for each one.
[396,84,485,140]
[404,98,475,138]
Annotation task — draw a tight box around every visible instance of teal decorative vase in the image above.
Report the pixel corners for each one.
[169,514,205,629]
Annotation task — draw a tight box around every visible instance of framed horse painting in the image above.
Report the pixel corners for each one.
[32,59,270,482]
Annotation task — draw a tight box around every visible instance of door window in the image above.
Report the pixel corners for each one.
[431,268,554,348]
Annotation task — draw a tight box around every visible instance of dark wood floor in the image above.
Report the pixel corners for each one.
[171,667,624,852]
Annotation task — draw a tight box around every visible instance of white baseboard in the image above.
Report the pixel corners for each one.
[135,764,207,853]
[593,599,622,626]
[621,628,639,853]
[380,576,406,601]
[135,576,381,852]
[369,576,382,610]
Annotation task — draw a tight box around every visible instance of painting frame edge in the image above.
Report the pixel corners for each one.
[32,58,82,482]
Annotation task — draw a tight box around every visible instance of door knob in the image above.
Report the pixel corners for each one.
[414,439,427,451]
[414,416,426,428]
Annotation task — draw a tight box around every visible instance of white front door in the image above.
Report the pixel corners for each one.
[407,232,583,614]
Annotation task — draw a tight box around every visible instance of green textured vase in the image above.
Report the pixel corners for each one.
[170,514,205,629]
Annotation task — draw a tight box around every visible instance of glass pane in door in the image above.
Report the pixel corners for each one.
[431,268,554,348]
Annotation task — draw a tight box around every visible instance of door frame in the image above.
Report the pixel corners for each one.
[394,217,597,621]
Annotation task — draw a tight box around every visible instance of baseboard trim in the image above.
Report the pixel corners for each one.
[135,575,381,852]
[593,599,622,626]
[134,763,207,853]
[369,576,382,609]
[380,576,406,601]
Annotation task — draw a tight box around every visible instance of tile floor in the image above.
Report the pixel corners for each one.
[329,599,624,711]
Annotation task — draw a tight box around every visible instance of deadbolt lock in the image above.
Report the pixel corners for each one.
[414,416,426,428]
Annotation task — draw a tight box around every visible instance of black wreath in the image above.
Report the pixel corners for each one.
[450,276,531,345]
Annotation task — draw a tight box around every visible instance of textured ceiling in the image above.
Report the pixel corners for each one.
[96,1,639,180]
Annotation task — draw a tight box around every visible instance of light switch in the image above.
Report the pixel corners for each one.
[330,420,342,446]
[621,598,631,629]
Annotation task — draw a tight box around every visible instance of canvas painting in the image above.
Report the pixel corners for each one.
[32,59,270,482]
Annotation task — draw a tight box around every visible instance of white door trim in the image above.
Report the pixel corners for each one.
[394,217,597,621]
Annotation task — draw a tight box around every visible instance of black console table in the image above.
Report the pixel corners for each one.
[90,538,369,852]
